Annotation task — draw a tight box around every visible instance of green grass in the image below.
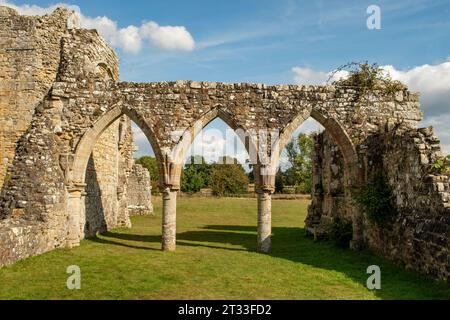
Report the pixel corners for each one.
[0,198,448,300]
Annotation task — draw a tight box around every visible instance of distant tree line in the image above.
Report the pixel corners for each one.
[135,155,250,196]
[135,132,316,196]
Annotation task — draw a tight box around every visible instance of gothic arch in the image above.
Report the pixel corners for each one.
[271,108,362,186]
[70,103,164,187]
[171,106,260,171]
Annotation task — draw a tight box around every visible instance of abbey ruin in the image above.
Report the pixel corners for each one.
[0,7,448,281]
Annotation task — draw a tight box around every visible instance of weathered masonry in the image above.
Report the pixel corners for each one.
[0,7,448,281]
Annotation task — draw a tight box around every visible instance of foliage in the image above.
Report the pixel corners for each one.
[209,159,249,196]
[280,132,315,194]
[329,218,353,248]
[247,167,255,184]
[430,155,450,174]
[331,62,407,94]
[135,156,160,193]
[181,156,211,193]
[355,173,396,226]
[135,156,159,182]
[275,168,284,193]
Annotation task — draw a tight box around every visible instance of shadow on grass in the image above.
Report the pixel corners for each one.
[91,225,450,300]
[88,232,161,251]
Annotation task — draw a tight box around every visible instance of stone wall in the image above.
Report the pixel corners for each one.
[0,7,71,189]
[0,6,147,266]
[306,132,347,237]
[85,120,117,237]
[307,127,450,281]
[127,164,154,216]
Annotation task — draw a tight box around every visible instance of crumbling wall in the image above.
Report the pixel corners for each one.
[84,116,136,238]
[364,127,449,280]
[308,127,450,281]
[84,122,120,237]
[0,7,140,266]
[127,164,154,216]
[0,7,71,189]
[306,132,346,237]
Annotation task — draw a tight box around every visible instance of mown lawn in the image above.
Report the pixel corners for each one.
[0,198,448,300]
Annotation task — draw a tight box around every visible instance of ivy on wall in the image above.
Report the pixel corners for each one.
[355,173,397,226]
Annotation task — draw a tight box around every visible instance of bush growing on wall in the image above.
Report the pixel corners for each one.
[329,218,353,248]
[355,173,397,226]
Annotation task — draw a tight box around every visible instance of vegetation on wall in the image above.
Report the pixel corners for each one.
[355,173,397,226]
[430,155,450,174]
[331,62,407,93]
[331,62,407,112]
[329,217,353,248]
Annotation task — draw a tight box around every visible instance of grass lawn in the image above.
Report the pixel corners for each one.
[0,197,449,300]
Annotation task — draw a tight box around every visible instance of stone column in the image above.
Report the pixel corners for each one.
[66,184,86,248]
[257,189,273,253]
[350,208,365,250]
[162,187,177,251]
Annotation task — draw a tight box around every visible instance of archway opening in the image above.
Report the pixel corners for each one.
[82,114,157,239]
[172,116,258,250]
[274,115,354,248]
[181,117,253,196]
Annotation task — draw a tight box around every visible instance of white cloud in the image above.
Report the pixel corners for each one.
[0,1,195,54]
[421,115,450,155]
[291,60,450,155]
[186,128,249,165]
[140,22,195,52]
[382,62,450,116]
[292,66,348,85]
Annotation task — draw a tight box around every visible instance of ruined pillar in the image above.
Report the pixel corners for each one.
[257,190,273,253]
[162,187,177,251]
[66,184,86,248]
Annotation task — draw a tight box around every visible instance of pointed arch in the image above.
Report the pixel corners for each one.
[271,108,362,185]
[70,104,164,186]
[171,107,260,167]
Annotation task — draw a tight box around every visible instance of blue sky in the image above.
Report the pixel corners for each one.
[4,0,450,162]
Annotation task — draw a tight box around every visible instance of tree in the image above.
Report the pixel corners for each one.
[181,156,211,193]
[209,158,249,196]
[181,165,205,193]
[282,133,315,194]
[275,168,284,193]
[135,156,159,192]
[135,156,159,180]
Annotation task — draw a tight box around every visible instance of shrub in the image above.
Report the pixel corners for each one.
[209,162,249,196]
[430,155,450,174]
[355,173,396,226]
[181,165,207,193]
[331,62,407,93]
[329,218,353,248]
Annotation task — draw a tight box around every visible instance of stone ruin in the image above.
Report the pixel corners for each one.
[0,7,448,281]
[0,6,153,260]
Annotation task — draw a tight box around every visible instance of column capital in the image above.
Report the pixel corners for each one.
[159,184,180,193]
[256,184,275,195]
[67,182,87,196]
